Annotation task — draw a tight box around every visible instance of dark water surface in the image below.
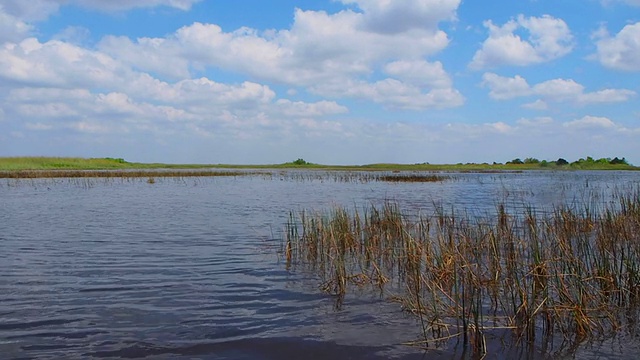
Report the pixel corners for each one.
[2,170,640,359]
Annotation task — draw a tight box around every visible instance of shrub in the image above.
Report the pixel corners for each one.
[104,157,127,164]
[610,157,629,165]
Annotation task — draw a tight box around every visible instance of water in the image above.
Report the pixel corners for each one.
[1,170,640,359]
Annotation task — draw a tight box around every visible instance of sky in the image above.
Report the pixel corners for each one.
[0,0,639,165]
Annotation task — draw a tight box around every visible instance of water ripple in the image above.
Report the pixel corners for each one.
[1,172,639,359]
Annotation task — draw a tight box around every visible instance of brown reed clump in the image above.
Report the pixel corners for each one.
[378,174,448,182]
[266,170,452,184]
[284,188,640,357]
[1,169,453,184]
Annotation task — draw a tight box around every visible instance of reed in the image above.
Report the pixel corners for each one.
[269,171,451,184]
[0,169,256,179]
[377,174,448,182]
[1,168,453,184]
[284,188,640,356]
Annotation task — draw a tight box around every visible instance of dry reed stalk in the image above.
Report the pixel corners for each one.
[284,188,640,356]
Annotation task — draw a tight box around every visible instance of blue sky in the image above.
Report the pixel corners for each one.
[0,0,639,165]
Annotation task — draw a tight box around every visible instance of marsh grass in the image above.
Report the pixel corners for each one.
[1,169,453,189]
[285,188,640,356]
[378,174,448,182]
[0,169,255,179]
[3,156,637,172]
[0,169,269,189]
[0,157,136,170]
[268,171,451,184]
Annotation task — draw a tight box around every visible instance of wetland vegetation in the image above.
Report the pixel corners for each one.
[284,187,640,357]
[0,156,637,175]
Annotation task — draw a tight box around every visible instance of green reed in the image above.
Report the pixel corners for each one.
[284,188,640,356]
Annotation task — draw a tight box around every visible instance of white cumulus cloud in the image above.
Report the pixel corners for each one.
[593,22,640,71]
[384,60,452,89]
[311,78,464,110]
[70,0,202,12]
[470,15,573,69]
[339,0,460,34]
[0,7,33,43]
[481,73,635,105]
[563,116,617,129]
[275,100,349,117]
[522,100,548,110]
[481,73,531,99]
[0,34,356,142]
[0,38,131,88]
[0,0,200,21]
[96,4,462,110]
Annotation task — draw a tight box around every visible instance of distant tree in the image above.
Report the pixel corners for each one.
[540,160,549,167]
[292,158,309,165]
[506,158,524,165]
[556,158,569,166]
[105,157,127,163]
[610,157,629,165]
[524,157,540,164]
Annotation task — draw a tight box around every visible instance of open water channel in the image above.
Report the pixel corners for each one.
[1,170,640,359]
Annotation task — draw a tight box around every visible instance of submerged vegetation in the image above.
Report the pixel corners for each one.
[284,188,640,357]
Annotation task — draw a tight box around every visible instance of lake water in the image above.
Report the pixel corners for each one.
[1,170,640,359]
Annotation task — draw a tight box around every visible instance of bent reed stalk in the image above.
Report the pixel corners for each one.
[285,188,640,356]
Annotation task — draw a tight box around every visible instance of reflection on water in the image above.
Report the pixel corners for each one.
[1,170,639,359]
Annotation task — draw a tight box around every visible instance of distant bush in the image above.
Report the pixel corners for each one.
[610,157,629,165]
[292,158,309,165]
[570,156,631,167]
[555,158,569,166]
[506,158,524,165]
[105,157,127,164]
[572,156,596,166]
[524,157,540,164]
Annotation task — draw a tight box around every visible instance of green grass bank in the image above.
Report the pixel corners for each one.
[0,156,637,174]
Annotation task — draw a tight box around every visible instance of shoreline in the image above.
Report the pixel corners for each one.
[0,156,638,175]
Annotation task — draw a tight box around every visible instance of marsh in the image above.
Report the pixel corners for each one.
[1,170,639,359]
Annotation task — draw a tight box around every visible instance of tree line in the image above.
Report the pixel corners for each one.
[504,156,630,166]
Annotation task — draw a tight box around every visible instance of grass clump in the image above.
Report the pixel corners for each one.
[378,174,448,182]
[284,189,640,357]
